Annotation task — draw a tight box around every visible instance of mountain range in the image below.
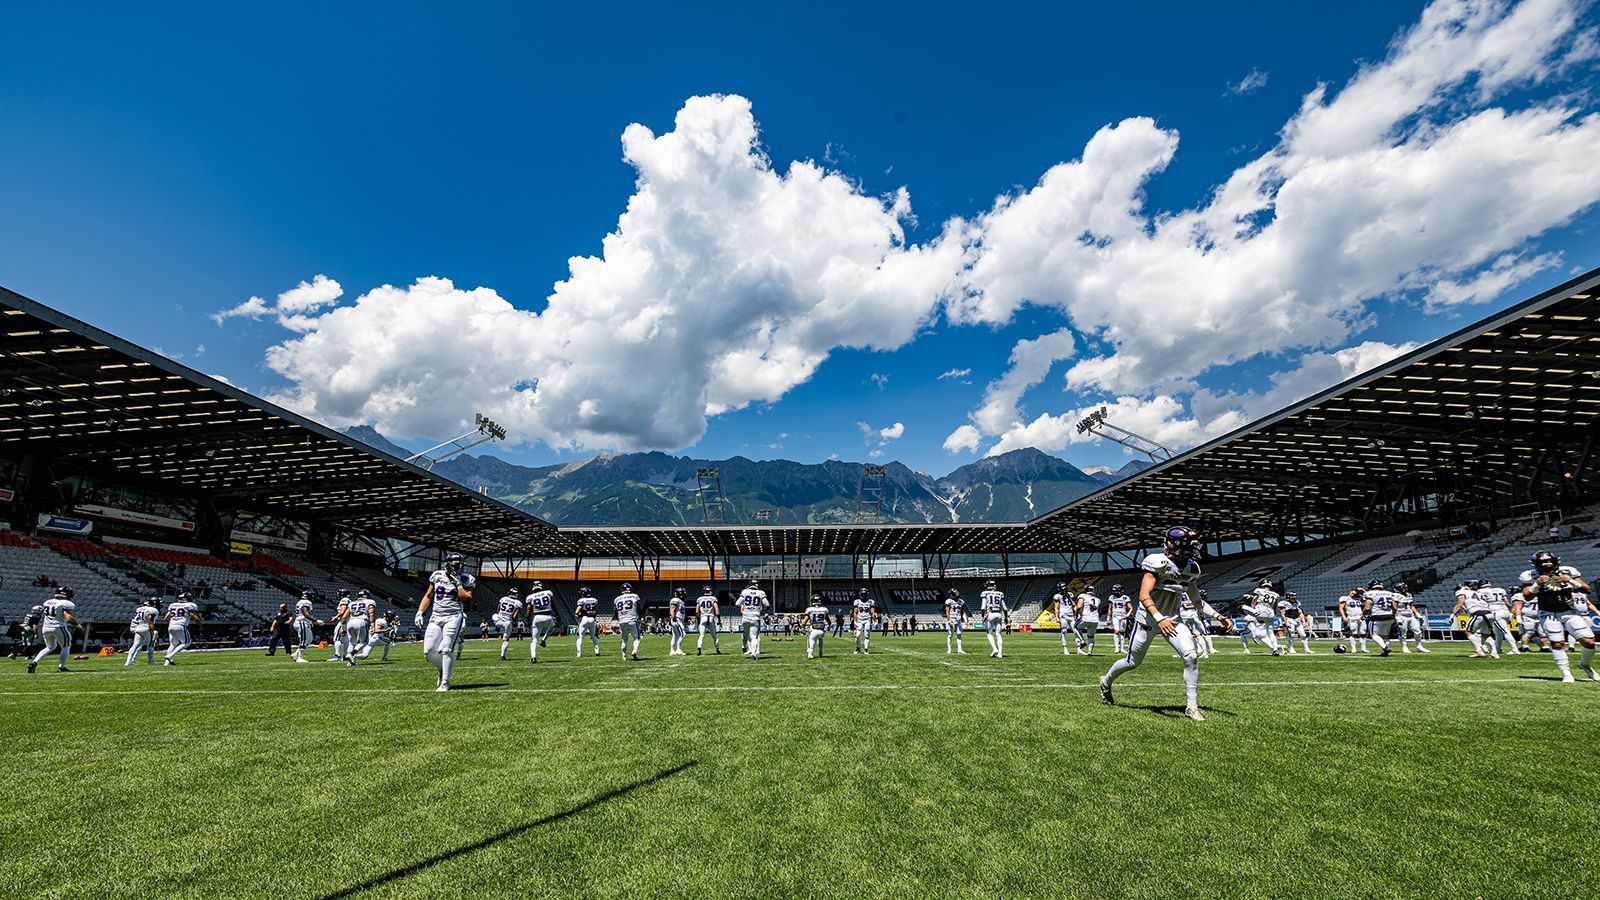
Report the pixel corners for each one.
[345,425,1150,526]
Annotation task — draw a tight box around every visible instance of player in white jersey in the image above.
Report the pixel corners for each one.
[493,588,524,661]
[349,591,381,659]
[327,589,352,662]
[1051,582,1077,655]
[1451,580,1496,658]
[852,588,878,654]
[1177,593,1207,658]
[1276,591,1313,654]
[1106,585,1132,654]
[524,581,557,662]
[415,553,474,691]
[1340,588,1369,653]
[339,588,373,666]
[369,610,396,661]
[1099,526,1231,722]
[163,591,200,665]
[944,588,968,654]
[1241,581,1283,655]
[125,595,160,667]
[737,580,768,660]
[1393,582,1429,653]
[1074,586,1103,655]
[27,588,77,674]
[665,587,689,656]
[291,590,319,663]
[1475,580,1518,656]
[979,580,1009,658]
[1362,580,1400,656]
[695,587,721,655]
[615,583,644,661]
[573,587,601,657]
[804,593,831,658]
[1517,550,1599,683]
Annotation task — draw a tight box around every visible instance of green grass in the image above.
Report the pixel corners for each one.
[2,632,1595,899]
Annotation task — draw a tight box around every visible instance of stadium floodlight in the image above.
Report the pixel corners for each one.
[405,413,508,471]
[1072,406,1173,463]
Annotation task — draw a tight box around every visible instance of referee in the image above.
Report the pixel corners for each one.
[265,602,297,657]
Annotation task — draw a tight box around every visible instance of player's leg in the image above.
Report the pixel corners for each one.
[993,615,1005,658]
[1101,619,1155,699]
[423,617,447,683]
[1082,622,1098,654]
[1165,622,1203,717]
[1060,618,1072,654]
[29,630,59,671]
[1541,614,1573,681]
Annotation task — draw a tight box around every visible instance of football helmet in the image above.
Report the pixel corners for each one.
[578,587,593,598]
[338,588,351,598]
[1285,591,1298,601]
[947,588,960,599]
[1532,551,1560,574]
[857,588,871,599]
[531,580,543,590]
[1478,580,1492,589]
[1111,584,1122,592]
[300,590,315,601]
[443,553,465,576]
[176,591,192,602]
[1260,579,1274,589]
[985,579,997,589]
[1333,644,1348,654]
[620,583,632,593]
[1392,581,1408,593]
[56,586,75,599]
[673,587,687,598]
[749,579,761,588]
[1056,581,1068,592]
[356,589,370,599]
[701,585,714,594]
[1368,579,1384,591]
[506,587,520,598]
[1164,526,1201,562]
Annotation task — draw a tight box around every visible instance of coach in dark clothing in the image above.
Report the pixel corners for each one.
[265,603,297,656]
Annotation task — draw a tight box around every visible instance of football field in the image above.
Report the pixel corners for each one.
[2,632,1594,899]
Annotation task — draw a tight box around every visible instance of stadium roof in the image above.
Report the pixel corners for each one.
[5,265,1599,563]
[1026,265,1600,551]
[0,286,556,557]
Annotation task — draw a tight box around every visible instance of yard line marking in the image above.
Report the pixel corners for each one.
[0,676,1543,698]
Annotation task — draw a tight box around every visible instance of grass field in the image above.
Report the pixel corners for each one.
[2,630,1595,899]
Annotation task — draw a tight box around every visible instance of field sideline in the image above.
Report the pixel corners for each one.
[2,633,1594,899]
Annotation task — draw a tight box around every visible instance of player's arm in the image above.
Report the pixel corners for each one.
[1200,601,1232,632]
[416,584,435,626]
[1139,572,1175,636]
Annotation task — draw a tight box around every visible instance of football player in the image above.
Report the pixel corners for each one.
[852,588,877,655]
[944,588,968,654]
[1362,580,1399,656]
[804,593,831,659]
[1477,580,1518,656]
[615,583,643,661]
[737,580,768,660]
[329,589,352,662]
[1051,582,1077,656]
[695,587,721,655]
[1178,592,1208,658]
[1394,582,1429,653]
[1517,551,1599,683]
[126,595,160,667]
[27,587,77,674]
[573,587,600,657]
[163,591,199,666]
[415,553,474,691]
[1242,581,1283,656]
[1099,526,1229,721]
[525,581,556,662]
[341,588,373,666]
[1278,590,1313,654]
[1451,580,1495,659]
[369,610,396,661]
[292,590,318,663]
[1106,584,1132,654]
[490,587,523,661]
[667,587,689,657]
[1341,588,1369,653]
[980,580,1009,658]
[1074,585,1102,655]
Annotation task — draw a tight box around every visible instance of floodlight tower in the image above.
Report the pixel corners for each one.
[855,464,886,524]
[1073,406,1174,463]
[696,467,727,525]
[405,413,508,471]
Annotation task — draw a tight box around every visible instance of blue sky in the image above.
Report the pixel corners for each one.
[4,0,1599,476]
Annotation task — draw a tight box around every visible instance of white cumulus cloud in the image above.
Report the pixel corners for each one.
[214,275,344,331]
[252,95,962,449]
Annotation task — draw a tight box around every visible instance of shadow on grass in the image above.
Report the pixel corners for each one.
[1125,704,1237,719]
[1516,674,1568,682]
[320,760,698,899]
[444,682,510,691]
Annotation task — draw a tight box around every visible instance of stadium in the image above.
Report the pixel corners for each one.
[9,3,1600,896]
[4,266,1600,896]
